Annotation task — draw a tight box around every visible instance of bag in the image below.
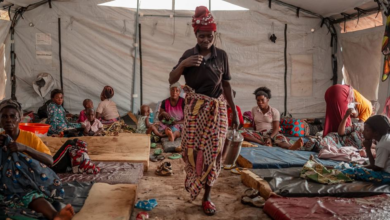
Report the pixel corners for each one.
[37,100,52,119]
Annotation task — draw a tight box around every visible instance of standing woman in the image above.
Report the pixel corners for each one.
[169,6,239,216]
[323,84,372,136]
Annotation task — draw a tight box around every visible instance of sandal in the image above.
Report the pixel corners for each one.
[223,164,236,170]
[202,201,216,216]
[243,188,260,198]
[151,143,157,148]
[230,167,242,175]
[135,199,158,211]
[150,154,165,162]
[241,196,265,208]
[168,153,182,160]
[136,212,149,220]
[154,148,162,155]
[155,162,173,176]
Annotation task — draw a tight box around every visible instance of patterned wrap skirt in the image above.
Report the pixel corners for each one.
[181,86,228,200]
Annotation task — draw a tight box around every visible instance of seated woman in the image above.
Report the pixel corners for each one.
[337,115,390,183]
[0,99,74,220]
[300,108,365,154]
[96,86,120,125]
[324,84,372,136]
[151,83,185,142]
[46,89,82,136]
[243,87,303,149]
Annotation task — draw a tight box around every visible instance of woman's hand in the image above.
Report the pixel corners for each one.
[181,55,203,68]
[161,112,171,120]
[231,110,240,130]
[264,137,273,147]
[5,142,27,152]
[344,108,354,118]
[363,139,373,149]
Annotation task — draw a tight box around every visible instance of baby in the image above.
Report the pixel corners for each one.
[82,108,104,136]
[78,99,93,123]
[136,105,165,137]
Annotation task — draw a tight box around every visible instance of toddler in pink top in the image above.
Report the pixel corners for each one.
[78,99,93,123]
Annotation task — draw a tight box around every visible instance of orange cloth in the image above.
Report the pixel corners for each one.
[353,89,372,122]
[2,130,52,155]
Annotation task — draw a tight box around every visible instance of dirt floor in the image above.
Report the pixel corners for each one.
[131,145,271,220]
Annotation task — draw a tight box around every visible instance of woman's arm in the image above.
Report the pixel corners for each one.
[7,142,53,166]
[222,81,239,129]
[270,121,280,139]
[338,108,353,136]
[364,139,383,171]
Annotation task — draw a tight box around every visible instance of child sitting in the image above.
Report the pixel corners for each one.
[136,105,165,137]
[82,108,104,136]
[339,115,390,183]
[78,99,93,123]
[96,86,120,124]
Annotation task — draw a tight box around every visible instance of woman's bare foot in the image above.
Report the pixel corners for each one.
[165,128,174,142]
[54,204,75,220]
[288,137,304,150]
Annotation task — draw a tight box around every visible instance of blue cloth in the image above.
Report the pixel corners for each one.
[0,135,64,216]
[240,143,340,169]
[337,163,390,183]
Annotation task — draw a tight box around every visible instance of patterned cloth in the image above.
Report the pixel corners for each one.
[181,86,228,200]
[300,159,353,184]
[302,123,364,152]
[46,102,81,136]
[241,129,290,146]
[52,139,100,174]
[136,115,149,134]
[337,163,390,183]
[0,135,64,217]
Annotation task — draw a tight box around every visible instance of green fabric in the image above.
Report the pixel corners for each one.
[300,159,353,184]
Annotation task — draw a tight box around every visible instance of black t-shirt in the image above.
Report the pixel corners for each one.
[173,45,231,98]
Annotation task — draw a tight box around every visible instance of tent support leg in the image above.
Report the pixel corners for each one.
[139,23,143,106]
[132,0,140,113]
[58,18,63,92]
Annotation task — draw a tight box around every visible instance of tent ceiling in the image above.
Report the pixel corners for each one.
[0,0,43,7]
[271,0,376,18]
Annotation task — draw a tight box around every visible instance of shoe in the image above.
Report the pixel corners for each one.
[155,161,173,176]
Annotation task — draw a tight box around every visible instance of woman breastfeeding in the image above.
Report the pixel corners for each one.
[243,87,303,150]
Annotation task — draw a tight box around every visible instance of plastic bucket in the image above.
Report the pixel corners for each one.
[19,123,50,137]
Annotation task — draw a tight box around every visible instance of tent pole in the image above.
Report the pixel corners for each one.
[209,0,211,11]
[132,0,140,113]
[58,18,63,92]
[283,24,288,117]
[139,23,143,106]
[10,29,16,100]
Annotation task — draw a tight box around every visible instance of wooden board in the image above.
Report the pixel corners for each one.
[240,169,273,200]
[41,133,150,171]
[236,155,253,169]
[73,183,137,220]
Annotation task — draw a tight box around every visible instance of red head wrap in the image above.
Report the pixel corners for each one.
[192,6,216,33]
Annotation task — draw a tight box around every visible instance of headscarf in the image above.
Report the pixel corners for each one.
[192,6,217,33]
[101,86,114,100]
[365,115,390,135]
[170,82,181,90]
[0,99,22,118]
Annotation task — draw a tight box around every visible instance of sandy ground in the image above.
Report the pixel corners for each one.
[131,145,271,220]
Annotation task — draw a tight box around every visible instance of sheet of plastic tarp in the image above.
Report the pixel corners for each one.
[58,162,144,184]
[253,167,390,197]
[3,0,334,118]
[264,194,390,220]
[239,144,339,169]
[62,181,94,213]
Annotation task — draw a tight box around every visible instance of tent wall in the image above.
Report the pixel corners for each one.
[5,1,135,115]
[0,20,10,100]
[141,0,333,118]
[4,0,335,118]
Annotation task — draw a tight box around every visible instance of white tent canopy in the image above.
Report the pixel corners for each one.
[0,0,387,118]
